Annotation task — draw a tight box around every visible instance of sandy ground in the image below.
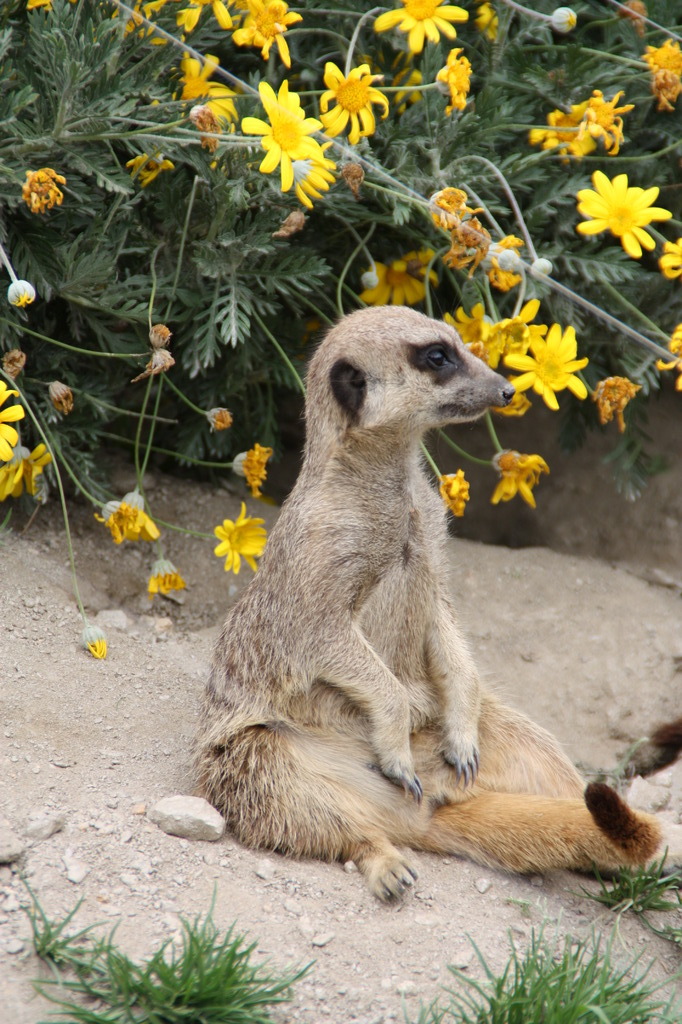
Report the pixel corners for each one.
[2,390,682,1022]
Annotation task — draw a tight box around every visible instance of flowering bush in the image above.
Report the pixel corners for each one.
[0,0,681,655]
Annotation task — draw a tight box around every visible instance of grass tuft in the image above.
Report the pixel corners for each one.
[24,885,308,1023]
[580,856,681,917]
[412,929,678,1024]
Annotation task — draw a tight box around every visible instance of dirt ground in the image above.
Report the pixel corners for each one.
[1,385,682,1023]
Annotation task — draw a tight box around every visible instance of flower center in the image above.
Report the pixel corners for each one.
[405,0,440,20]
[271,112,303,152]
[255,3,285,38]
[335,78,371,114]
[608,203,636,235]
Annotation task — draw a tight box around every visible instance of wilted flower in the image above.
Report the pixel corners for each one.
[491,450,550,508]
[593,376,641,432]
[22,168,66,214]
[189,104,222,151]
[439,470,470,517]
[131,349,175,383]
[577,90,634,155]
[149,323,172,349]
[435,48,472,115]
[2,350,26,379]
[618,0,646,36]
[233,443,273,497]
[148,559,186,599]
[341,163,365,199]
[126,154,175,187]
[207,407,233,430]
[49,380,74,414]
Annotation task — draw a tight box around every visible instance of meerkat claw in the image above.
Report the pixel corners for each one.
[444,751,479,788]
[402,773,423,804]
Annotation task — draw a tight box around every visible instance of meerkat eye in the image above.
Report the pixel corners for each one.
[424,347,449,369]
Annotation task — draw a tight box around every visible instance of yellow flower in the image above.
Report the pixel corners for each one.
[233,443,273,498]
[177,0,232,33]
[485,299,547,369]
[505,323,588,411]
[529,101,596,160]
[487,235,524,292]
[207,407,233,430]
[27,0,53,8]
[319,63,389,145]
[359,249,438,306]
[95,491,160,544]
[577,90,634,155]
[643,39,682,75]
[592,376,641,432]
[148,559,187,599]
[576,171,672,259]
[444,302,491,346]
[374,0,468,55]
[126,154,175,187]
[292,145,336,210]
[491,450,549,508]
[439,470,470,517]
[475,2,497,39]
[22,168,66,214]
[0,443,51,501]
[659,238,682,280]
[232,0,302,69]
[655,324,682,391]
[429,187,482,230]
[214,501,267,573]
[241,80,325,193]
[82,625,107,660]
[436,48,472,115]
[650,68,682,113]
[7,280,36,307]
[0,380,25,461]
[179,54,238,124]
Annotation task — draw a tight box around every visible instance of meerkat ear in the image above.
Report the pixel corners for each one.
[329,359,366,421]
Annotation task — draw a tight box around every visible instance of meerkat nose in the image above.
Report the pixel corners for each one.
[500,382,516,406]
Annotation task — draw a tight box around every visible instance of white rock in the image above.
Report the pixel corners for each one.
[0,827,24,864]
[475,877,492,894]
[6,938,24,954]
[451,949,474,970]
[63,851,89,884]
[25,812,66,842]
[311,932,335,947]
[148,796,225,841]
[626,775,670,813]
[255,858,276,880]
[95,609,129,631]
[396,980,417,996]
[343,860,357,873]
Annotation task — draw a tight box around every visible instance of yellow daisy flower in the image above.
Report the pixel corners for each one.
[374,0,468,55]
[475,2,497,40]
[505,323,588,411]
[436,48,472,115]
[82,624,107,660]
[655,324,682,391]
[659,238,682,280]
[232,0,302,69]
[214,502,268,574]
[359,249,438,306]
[0,380,25,461]
[444,302,491,346]
[576,171,672,259]
[319,63,389,145]
[577,90,634,156]
[233,442,273,498]
[592,376,641,432]
[179,53,238,124]
[529,101,596,160]
[439,469,470,517]
[22,168,66,214]
[292,144,336,210]
[148,559,187,599]
[96,491,161,544]
[241,80,325,193]
[176,0,233,33]
[491,450,549,509]
[126,154,175,187]
[0,443,51,501]
[643,39,682,76]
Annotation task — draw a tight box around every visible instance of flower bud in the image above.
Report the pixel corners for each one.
[361,268,379,290]
[496,249,522,272]
[7,280,36,307]
[550,7,577,32]
[49,380,74,414]
[2,349,26,379]
[531,257,553,277]
[82,624,107,660]
[232,452,247,478]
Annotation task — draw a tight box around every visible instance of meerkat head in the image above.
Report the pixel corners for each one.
[305,306,514,447]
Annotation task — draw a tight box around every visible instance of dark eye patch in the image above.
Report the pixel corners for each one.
[407,341,461,381]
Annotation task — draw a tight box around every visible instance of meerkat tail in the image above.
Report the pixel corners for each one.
[623,717,682,779]
[420,784,662,873]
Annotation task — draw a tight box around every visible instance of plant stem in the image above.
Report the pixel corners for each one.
[437,430,492,467]
[253,310,306,395]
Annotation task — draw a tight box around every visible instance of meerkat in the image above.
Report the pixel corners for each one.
[194,305,682,900]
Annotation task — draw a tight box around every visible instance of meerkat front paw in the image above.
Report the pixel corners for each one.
[380,755,423,803]
[443,736,480,787]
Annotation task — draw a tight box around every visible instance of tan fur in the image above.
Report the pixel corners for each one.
[195,306,682,900]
